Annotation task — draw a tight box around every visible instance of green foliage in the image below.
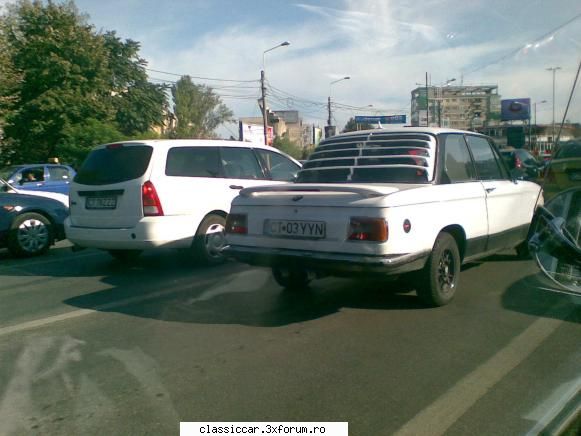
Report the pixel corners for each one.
[60,118,126,167]
[170,76,233,139]
[342,117,372,133]
[0,0,168,165]
[103,31,168,136]
[273,135,304,160]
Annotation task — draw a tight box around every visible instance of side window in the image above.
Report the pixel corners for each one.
[48,166,71,181]
[20,167,45,184]
[255,149,300,181]
[165,147,222,177]
[442,134,476,183]
[220,147,264,180]
[465,136,503,180]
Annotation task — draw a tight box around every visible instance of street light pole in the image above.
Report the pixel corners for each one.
[327,76,350,127]
[261,41,290,145]
[546,66,561,143]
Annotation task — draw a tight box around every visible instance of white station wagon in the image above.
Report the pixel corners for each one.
[224,128,542,306]
[65,139,300,263]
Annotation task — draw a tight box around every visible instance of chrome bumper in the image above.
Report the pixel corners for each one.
[222,245,430,275]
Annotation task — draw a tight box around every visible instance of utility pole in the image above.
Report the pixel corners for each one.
[546,66,561,143]
[327,96,332,126]
[260,70,268,145]
[425,72,429,127]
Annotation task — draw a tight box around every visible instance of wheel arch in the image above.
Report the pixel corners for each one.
[193,209,228,239]
[438,224,467,261]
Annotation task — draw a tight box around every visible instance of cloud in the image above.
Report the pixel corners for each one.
[74,0,581,130]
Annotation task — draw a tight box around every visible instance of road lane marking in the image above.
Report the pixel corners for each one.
[0,269,267,338]
[391,311,571,436]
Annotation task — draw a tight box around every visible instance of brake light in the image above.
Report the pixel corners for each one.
[348,217,388,242]
[515,156,523,169]
[106,143,123,149]
[225,214,248,234]
[142,181,164,216]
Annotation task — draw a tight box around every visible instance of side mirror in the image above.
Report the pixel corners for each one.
[528,187,581,295]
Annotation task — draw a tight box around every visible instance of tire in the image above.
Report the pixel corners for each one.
[7,212,53,257]
[107,249,142,262]
[272,267,311,291]
[192,214,227,265]
[416,232,460,307]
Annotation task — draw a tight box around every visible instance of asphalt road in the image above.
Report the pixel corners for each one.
[0,242,579,436]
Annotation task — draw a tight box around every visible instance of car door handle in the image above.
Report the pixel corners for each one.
[229,185,244,190]
[485,187,496,193]
[36,183,44,187]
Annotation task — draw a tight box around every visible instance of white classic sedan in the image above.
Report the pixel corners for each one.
[224,128,542,306]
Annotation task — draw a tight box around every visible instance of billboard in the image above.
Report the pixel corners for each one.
[239,122,273,145]
[501,98,531,121]
[354,115,407,124]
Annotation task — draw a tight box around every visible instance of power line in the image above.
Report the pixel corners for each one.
[145,67,259,83]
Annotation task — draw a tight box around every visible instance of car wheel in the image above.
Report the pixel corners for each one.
[107,249,142,262]
[416,232,460,307]
[192,214,227,265]
[272,267,311,291]
[7,212,53,257]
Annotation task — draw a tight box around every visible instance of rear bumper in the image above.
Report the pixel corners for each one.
[223,245,430,276]
[64,216,195,250]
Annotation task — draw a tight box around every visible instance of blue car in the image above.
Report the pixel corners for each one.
[0,164,76,195]
[0,179,69,257]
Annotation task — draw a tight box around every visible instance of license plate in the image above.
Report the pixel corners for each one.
[266,220,326,239]
[86,196,117,209]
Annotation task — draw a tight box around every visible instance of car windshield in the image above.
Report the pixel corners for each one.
[0,166,20,180]
[556,142,581,159]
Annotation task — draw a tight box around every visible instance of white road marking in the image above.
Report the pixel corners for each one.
[391,313,570,436]
[0,270,260,338]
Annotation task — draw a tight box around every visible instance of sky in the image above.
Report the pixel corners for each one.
[2,0,581,137]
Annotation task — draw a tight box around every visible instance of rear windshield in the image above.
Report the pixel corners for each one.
[74,145,153,185]
[556,142,581,159]
[297,132,434,184]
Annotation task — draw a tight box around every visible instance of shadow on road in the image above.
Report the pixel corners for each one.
[64,273,428,328]
[501,273,581,323]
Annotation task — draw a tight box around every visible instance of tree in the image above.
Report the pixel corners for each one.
[103,31,168,136]
[342,117,373,133]
[273,134,304,160]
[0,0,168,166]
[171,76,233,139]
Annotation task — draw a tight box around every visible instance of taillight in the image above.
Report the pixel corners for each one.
[142,181,164,216]
[348,217,388,242]
[515,156,523,169]
[225,214,248,234]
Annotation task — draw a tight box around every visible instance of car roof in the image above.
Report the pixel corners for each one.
[96,139,284,153]
[331,126,489,138]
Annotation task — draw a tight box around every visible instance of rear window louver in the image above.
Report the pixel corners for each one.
[299,132,436,183]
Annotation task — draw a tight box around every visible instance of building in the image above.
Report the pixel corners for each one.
[411,85,501,130]
[478,123,580,156]
[240,110,307,147]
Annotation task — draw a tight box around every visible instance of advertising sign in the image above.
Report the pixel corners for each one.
[501,98,531,121]
[354,115,407,124]
[239,122,273,145]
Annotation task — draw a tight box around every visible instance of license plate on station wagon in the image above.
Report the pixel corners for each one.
[85,196,117,210]
[265,220,326,239]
